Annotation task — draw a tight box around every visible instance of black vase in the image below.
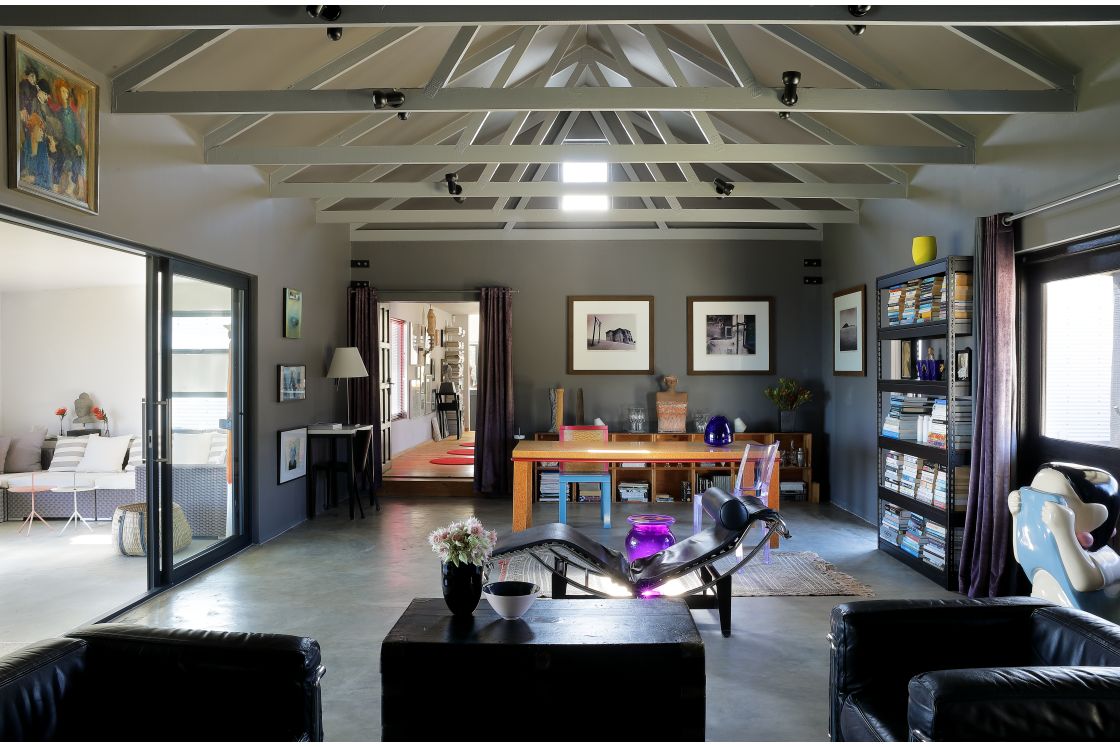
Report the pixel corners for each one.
[441,561,483,616]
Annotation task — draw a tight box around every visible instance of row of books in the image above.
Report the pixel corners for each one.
[885,272,972,327]
[538,474,604,502]
[619,481,650,502]
[880,503,964,572]
[883,450,972,509]
[696,474,733,494]
[882,393,972,448]
[925,397,973,449]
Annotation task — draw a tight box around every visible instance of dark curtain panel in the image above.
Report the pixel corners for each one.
[347,285,383,489]
[958,214,1020,596]
[474,287,514,497]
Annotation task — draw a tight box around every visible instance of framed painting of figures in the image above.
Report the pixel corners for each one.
[7,36,99,214]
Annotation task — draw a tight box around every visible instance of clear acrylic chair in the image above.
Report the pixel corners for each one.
[693,440,779,564]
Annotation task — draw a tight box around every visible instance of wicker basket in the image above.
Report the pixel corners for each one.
[110,501,192,557]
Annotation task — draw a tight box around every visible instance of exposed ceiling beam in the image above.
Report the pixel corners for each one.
[503,108,582,225]
[208,142,974,166]
[947,26,1078,91]
[638,25,723,146]
[275,180,906,200]
[424,25,480,94]
[589,110,672,230]
[8,7,1120,29]
[757,24,977,148]
[783,114,911,185]
[205,26,419,149]
[116,86,1075,115]
[111,29,233,101]
[350,227,824,242]
[320,208,857,224]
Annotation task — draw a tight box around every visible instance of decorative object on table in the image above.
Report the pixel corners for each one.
[481,581,540,620]
[656,375,688,433]
[625,514,677,561]
[429,517,497,616]
[703,415,733,446]
[567,295,654,374]
[692,410,710,433]
[627,406,647,433]
[832,285,866,376]
[916,345,944,381]
[575,387,584,425]
[764,378,812,432]
[72,392,97,426]
[278,364,307,402]
[7,36,99,214]
[686,296,774,375]
[956,346,972,382]
[54,407,67,436]
[91,406,109,436]
[277,426,308,484]
[548,387,564,432]
[283,287,302,338]
[326,347,368,424]
[911,235,938,265]
[733,417,748,433]
[592,417,606,426]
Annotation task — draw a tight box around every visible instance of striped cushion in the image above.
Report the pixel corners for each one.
[208,431,228,465]
[126,435,143,469]
[48,435,92,472]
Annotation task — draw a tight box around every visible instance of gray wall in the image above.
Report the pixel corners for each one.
[820,53,1120,523]
[353,238,826,462]
[0,33,350,542]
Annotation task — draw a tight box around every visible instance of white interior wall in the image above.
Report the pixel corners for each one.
[0,284,145,439]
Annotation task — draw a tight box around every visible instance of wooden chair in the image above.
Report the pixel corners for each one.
[556,425,612,528]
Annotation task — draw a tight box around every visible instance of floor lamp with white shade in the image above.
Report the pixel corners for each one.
[327,347,369,426]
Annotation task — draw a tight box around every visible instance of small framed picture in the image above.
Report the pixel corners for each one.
[568,296,654,375]
[900,340,915,379]
[955,347,972,382]
[687,296,774,375]
[284,288,302,339]
[832,285,866,376]
[278,364,306,402]
[278,426,307,484]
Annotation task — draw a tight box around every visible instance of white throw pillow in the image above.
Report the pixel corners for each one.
[76,435,132,473]
[171,432,213,465]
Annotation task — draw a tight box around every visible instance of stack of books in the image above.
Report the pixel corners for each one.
[882,449,902,492]
[927,397,948,447]
[952,398,973,450]
[880,504,910,545]
[918,276,935,322]
[887,285,903,325]
[539,471,560,501]
[932,467,948,510]
[881,394,904,438]
[884,271,970,327]
[900,512,928,558]
[915,463,938,506]
[575,483,601,502]
[780,480,808,501]
[899,454,923,498]
[923,520,948,569]
[619,481,650,502]
[695,474,733,494]
[900,280,920,325]
[952,272,973,320]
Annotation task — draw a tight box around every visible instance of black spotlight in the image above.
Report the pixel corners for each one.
[373,90,406,109]
[848,5,872,17]
[713,178,734,199]
[446,173,464,204]
[846,24,866,35]
[780,71,801,107]
[397,111,409,121]
[778,111,792,121]
[327,27,343,41]
[306,5,342,22]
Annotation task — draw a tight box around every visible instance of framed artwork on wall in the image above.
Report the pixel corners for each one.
[278,364,306,402]
[832,285,866,376]
[567,296,654,374]
[278,426,307,484]
[6,35,99,214]
[284,288,302,338]
[686,296,774,375]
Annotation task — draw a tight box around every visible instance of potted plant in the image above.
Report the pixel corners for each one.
[428,517,498,616]
[763,378,812,432]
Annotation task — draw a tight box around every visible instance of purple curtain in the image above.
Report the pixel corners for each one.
[474,287,514,497]
[958,214,1019,596]
[347,285,383,488]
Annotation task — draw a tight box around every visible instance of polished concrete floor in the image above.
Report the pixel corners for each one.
[110,496,957,741]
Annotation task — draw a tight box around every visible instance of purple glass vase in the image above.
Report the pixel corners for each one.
[625,514,677,561]
[704,415,733,446]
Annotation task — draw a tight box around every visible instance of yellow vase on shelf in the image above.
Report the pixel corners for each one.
[912,236,937,265]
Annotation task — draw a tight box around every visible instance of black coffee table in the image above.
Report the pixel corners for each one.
[381,597,705,741]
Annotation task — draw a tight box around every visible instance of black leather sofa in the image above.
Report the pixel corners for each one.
[829,597,1120,741]
[0,624,325,741]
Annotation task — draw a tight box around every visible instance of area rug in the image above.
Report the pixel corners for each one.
[459,441,475,447]
[492,550,873,598]
[447,448,475,456]
[430,457,474,465]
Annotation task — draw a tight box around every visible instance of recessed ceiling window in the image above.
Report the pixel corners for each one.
[561,139,609,211]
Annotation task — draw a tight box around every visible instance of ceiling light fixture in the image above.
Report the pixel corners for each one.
[397,111,409,121]
[327,27,343,41]
[848,5,872,17]
[372,90,406,110]
[713,178,734,199]
[846,24,866,35]
[780,71,801,107]
[306,6,344,41]
[446,173,464,204]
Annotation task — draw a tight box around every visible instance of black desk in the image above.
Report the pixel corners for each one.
[305,425,373,519]
[381,598,705,740]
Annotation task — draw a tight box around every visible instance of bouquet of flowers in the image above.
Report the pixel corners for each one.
[428,517,497,567]
[763,378,812,411]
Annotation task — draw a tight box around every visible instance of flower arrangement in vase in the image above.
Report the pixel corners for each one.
[763,378,812,432]
[55,407,67,436]
[91,406,109,436]
[428,517,498,616]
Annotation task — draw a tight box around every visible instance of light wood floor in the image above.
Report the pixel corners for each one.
[385,431,475,479]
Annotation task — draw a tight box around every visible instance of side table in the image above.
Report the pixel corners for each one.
[9,484,51,536]
[52,483,98,534]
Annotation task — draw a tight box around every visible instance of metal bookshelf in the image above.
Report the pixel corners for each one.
[875,255,973,589]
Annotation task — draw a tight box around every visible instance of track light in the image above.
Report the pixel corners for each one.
[372,90,406,109]
[846,24,866,35]
[713,178,734,199]
[446,173,464,204]
[848,5,872,17]
[780,71,801,107]
[778,111,791,121]
[397,111,409,121]
[306,5,342,22]
[327,27,343,41]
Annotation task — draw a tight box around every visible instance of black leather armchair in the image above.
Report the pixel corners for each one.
[0,623,325,741]
[829,597,1120,741]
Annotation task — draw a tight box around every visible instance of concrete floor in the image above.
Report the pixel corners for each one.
[110,496,957,741]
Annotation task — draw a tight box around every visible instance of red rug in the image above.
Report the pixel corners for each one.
[430,457,474,465]
[459,442,475,447]
[447,448,475,456]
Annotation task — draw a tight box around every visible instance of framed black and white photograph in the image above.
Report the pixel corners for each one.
[567,296,654,374]
[278,364,306,402]
[832,285,866,376]
[277,426,307,484]
[956,346,972,382]
[687,296,774,375]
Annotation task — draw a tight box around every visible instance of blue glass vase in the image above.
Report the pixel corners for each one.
[704,415,733,446]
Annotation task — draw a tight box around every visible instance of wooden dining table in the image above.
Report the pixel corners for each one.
[511,440,780,541]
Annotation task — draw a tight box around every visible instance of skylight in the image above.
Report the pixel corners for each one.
[561,156,609,212]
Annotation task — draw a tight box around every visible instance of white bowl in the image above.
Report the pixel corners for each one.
[483,581,540,620]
